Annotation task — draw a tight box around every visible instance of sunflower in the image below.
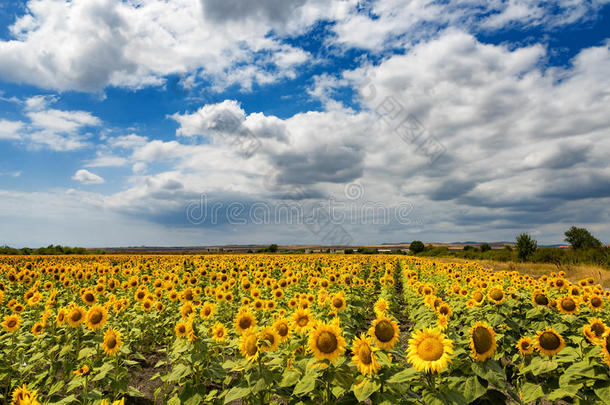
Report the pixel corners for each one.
[11,384,40,405]
[516,337,534,355]
[557,296,579,315]
[600,333,610,366]
[292,309,314,334]
[81,290,96,306]
[535,328,565,356]
[406,327,453,373]
[259,327,280,352]
[67,306,86,327]
[369,316,400,350]
[56,309,66,326]
[253,299,265,311]
[175,321,191,338]
[472,290,484,304]
[234,310,257,335]
[31,322,44,336]
[487,286,505,304]
[436,303,452,318]
[74,364,90,376]
[273,318,291,342]
[309,322,346,363]
[532,291,549,307]
[589,295,604,311]
[86,305,108,331]
[351,333,381,376]
[373,298,390,315]
[437,315,449,330]
[583,318,606,344]
[211,322,228,342]
[102,328,123,356]
[180,303,195,319]
[239,327,260,362]
[200,302,216,320]
[330,293,346,312]
[2,314,21,332]
[470,322,497,361]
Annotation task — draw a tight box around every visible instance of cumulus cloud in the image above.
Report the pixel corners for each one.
[0,0,317,92]
[72,169,105,185]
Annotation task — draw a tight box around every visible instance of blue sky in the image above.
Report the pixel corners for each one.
[0,0,609,247]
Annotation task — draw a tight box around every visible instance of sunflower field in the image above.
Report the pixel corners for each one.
[1,254,610,404]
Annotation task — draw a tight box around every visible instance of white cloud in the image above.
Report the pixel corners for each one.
[1,95,103,151]
[72,169,105,185]
[0,120,24,140]
[0,0,320,92]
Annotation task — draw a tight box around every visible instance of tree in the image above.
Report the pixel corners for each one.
[409,240,425,254]
[516,233,537,261]
[564,226,602,249]
[480,243,491,252]
[463,245,474,251]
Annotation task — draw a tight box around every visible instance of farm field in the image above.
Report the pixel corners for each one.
[2,254,610,405]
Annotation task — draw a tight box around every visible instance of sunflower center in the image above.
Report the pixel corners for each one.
[239,317,252,330]
[439,306,449,315]
[561,299,576,311]
[520,341,530,350]
[332,298,343,308]
[534,294,548,305]
[374,321,395,343]
[204,308,211,316]
[261,333,275,348]
[90,311,103,324]
[472,326,493,354]
[540,332,560,350]
[7,319,16,328]
[489,289,503,301]
[85,293,94,302]
[417,337,444,361]
[296,315,309,327]
[473,291,483,302]
[277,323,288,337]
[591,297,602,307]
[316,331,338,354]
[591,322,605,337]
[106,337,117,349]
[71,312,82,322]
[358,345,373,365]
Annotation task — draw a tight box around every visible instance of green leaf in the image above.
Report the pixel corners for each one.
[352,378,380,403]
[166,363,191,383]
[547,385,582,402]
[387,367,418,384]
[594,383,610,405]
[167,394,181,405]
[77,347,96,360]
[279,369,301,387]
[91,362,114,382]
[461,376,487,403]
[127,386,144,397]
[293,373,318,396]
[520,382,544,403]
[224,386,251,404]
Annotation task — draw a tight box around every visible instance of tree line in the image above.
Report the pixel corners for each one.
[0,244,105,255]
[408,226,609,268]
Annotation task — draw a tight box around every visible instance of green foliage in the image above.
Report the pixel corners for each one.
[565,226,603,249]
[480,243,491,252]
[0,244,96,255]
[409,240,425,254]
[516,233,537,261]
